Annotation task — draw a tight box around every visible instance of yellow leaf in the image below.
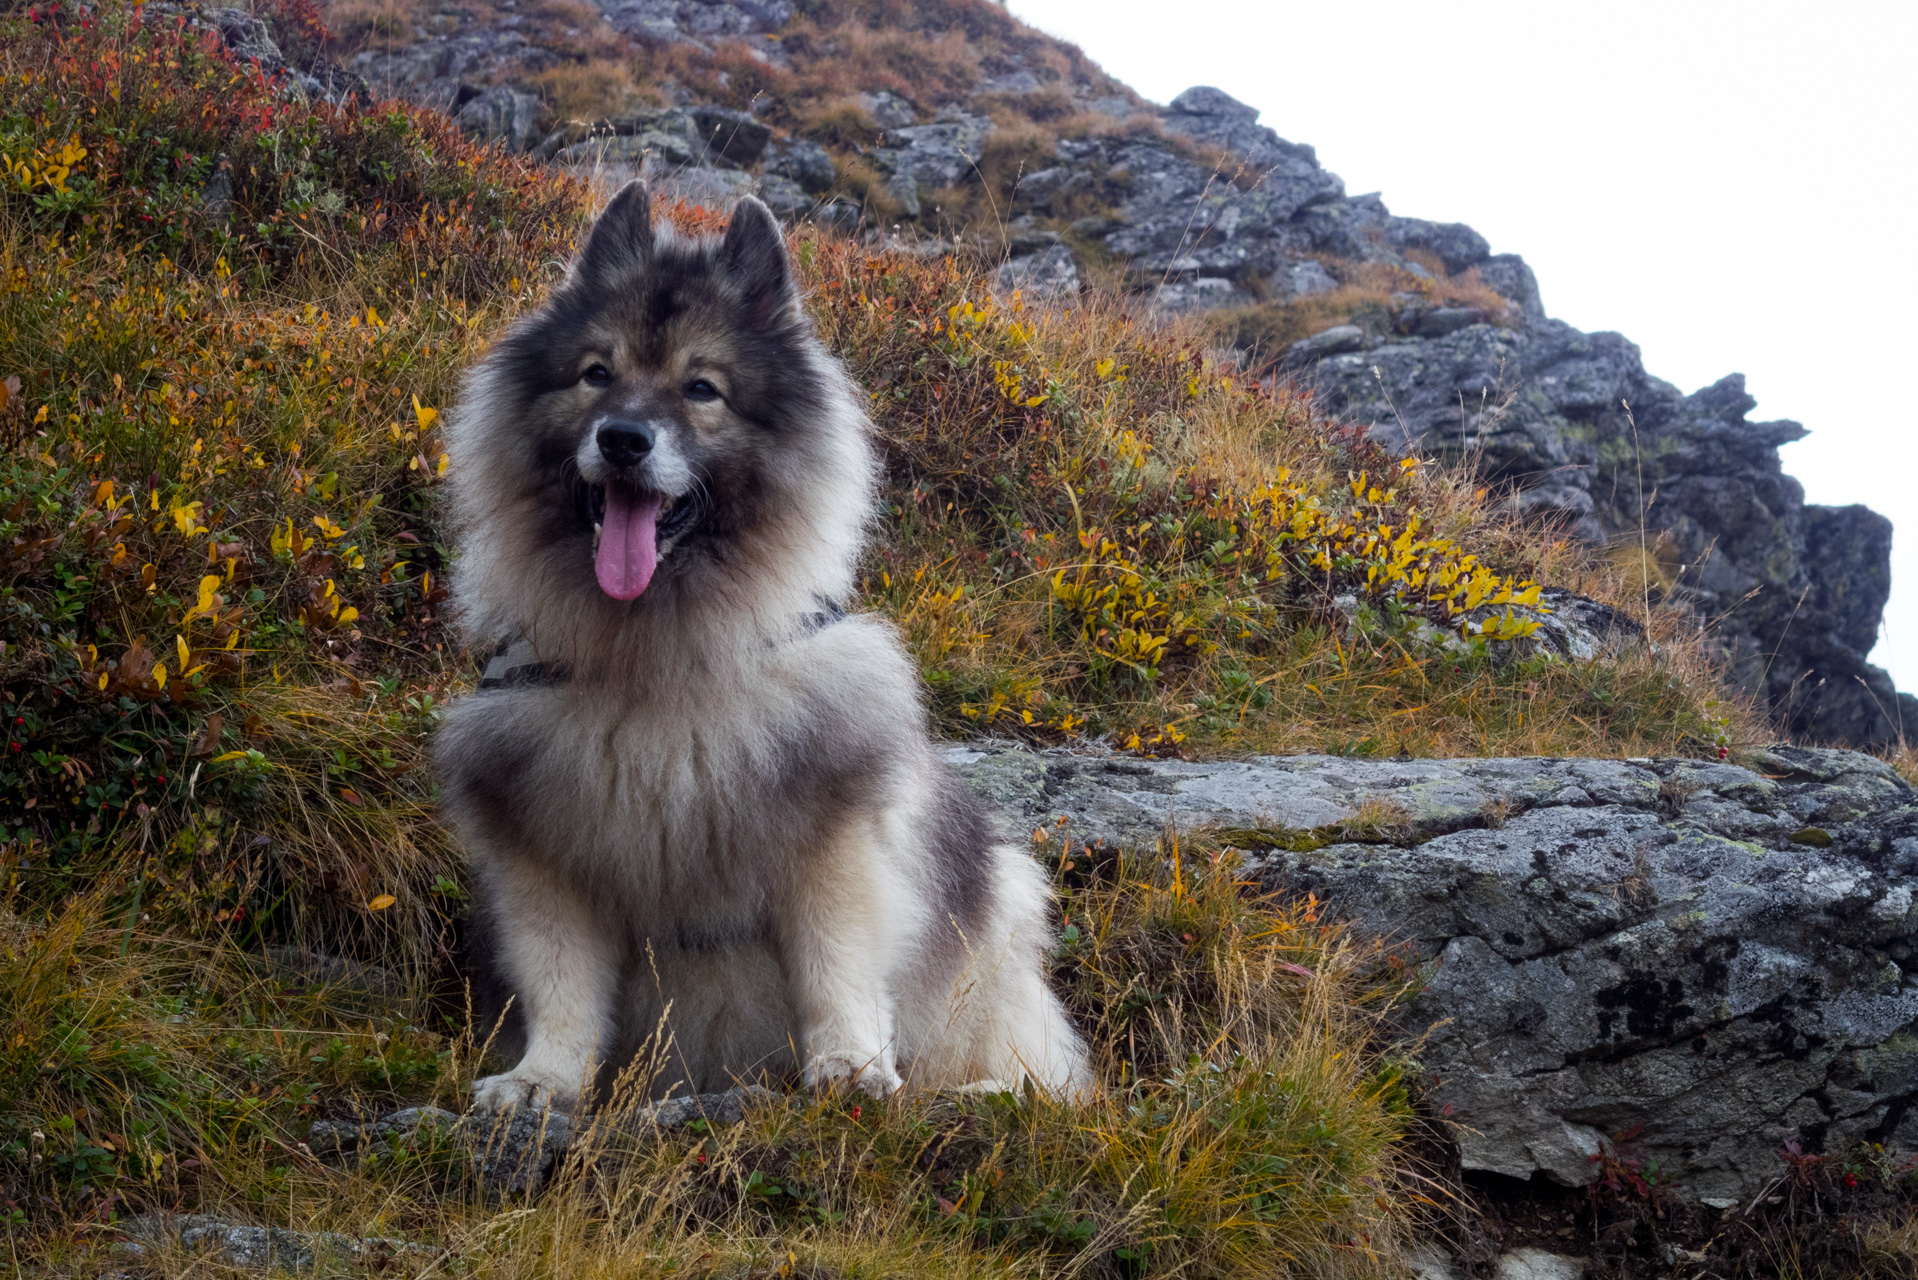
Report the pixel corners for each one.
[412,395,438,431]
[210,751,249,764]
[152,663,166,690]
[190,575,220,619]
[175,635,190,670]
[368,894,396,911]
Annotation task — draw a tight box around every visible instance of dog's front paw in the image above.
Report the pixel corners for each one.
[471,1069,576,1115]
[803,1049,904,1099]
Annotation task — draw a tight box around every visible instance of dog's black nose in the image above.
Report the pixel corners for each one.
[596,420,655,468]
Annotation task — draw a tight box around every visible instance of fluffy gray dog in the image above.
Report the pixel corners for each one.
[433,182,1091,1111]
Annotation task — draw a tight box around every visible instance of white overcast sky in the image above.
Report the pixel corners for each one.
[1011,0,1918,690]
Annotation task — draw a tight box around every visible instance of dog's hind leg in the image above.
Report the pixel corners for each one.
[471,853,619,1114]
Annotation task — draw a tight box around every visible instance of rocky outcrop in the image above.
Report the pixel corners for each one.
[313,0,1907,743]
[948,741,1918,1203]
[1298,304,1916,751]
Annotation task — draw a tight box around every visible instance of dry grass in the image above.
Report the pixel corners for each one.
[807,237,1756,757]
[1216,259,1517,373]
[3,835,1423,1279]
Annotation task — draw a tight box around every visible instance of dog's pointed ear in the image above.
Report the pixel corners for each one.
[721,197,797,328]
[577,181,654,284]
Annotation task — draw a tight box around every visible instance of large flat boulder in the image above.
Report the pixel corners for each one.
[946,742,1918,1203]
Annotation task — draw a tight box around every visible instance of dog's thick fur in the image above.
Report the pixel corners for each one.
[433,183,1091,1109]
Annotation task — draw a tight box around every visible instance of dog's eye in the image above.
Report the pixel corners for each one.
[684,378,721,402]
[581,364,613,387]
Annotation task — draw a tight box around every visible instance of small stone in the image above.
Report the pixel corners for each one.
[1791,827,1834,847]
[996,245,1080,301]
[762,138,836,194]
[686,106,771,167]
[1148,277,1244,315]
[1294,324,1366,355]
[1493,1249,1586,1280]
[1415,306,1485,337]
[467,1106,573,1193]
[1275,259,1338,299]
[639,1084,775,1129]
[856,90,917,130]
[455,85,545,154]
[1405,1242,1462,1280]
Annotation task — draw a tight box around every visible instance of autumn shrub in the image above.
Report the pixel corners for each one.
[811,241,1747,757]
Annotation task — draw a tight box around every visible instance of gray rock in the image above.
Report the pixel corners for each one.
[1493,1251,1587,1280]
[1386,217,1492,274]
[466,1106,574,1193]
[1294,192,1394,262]
[647,164,758,210]
[857,89,918,130]
[199,168,233,218]
[117,1214,430,1271]
[1336,586,1642,665]
[1148,277,1246,315]
[1478,254,1545,318]
[978,68,1044,96]
[203,6,366,105]
[597,0,792,46]
[1099,137,1311,285]
[305,1105,461,1158]
[1496,587,1644,662]
[686,105,771,167]
[638,1084,774,1128]
[1275,258,1339,299]
[762,137,836,194]
[455,84,545,153]
[1413,305,1488,337]
[755,172,815,220]
[1406,1243,1463,1280]
[875,112,992,216]
[1159,85,1344,218]
[946,741,1918,1200]
[307,1101,565,1193]
[1295,304,1918,749]
[996,245,1080,301]
[210,8,281,67]
[1291,324,1366,355]
[557,110,710,169]
[1012,165,1087,212]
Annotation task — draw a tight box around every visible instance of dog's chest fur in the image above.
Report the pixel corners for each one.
[436,619,914,928]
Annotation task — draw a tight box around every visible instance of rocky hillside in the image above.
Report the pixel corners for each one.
[305,0,1912,748]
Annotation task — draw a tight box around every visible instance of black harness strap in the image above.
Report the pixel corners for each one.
[478,637,570,690]
[480,597,849,690]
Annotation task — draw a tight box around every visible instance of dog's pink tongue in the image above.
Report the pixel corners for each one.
[596,483,663,600]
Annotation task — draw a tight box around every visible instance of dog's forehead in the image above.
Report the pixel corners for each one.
[586,278,750,370]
